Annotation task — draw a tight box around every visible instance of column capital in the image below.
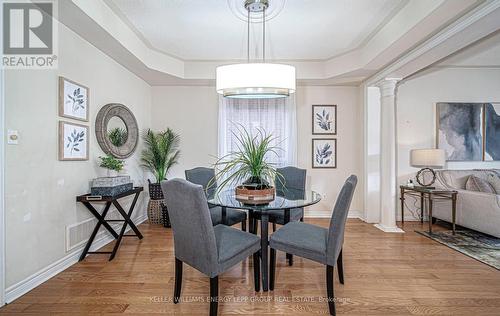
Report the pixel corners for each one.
[376,78,401,97]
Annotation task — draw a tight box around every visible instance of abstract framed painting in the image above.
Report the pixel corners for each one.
[59,121,89,161]
[485,103,500,161]
[312,138,336,168]
[436,102,483,161]
[59,76,89,122]
[312,105,337,135]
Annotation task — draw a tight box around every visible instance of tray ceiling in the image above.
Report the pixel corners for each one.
[106,0,407,61]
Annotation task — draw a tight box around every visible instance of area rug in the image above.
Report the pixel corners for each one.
[416,228,500,270]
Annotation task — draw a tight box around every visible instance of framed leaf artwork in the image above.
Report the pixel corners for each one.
[59,76,89,121]
[312,105,337,135]
[59,121,89,161]
[312,138,336,168]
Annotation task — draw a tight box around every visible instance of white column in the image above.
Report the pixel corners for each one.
[374,79,404,233]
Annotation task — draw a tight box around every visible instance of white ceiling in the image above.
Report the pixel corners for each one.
[107,0,407,61]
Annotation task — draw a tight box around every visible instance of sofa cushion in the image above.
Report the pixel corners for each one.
[487,173,500,194]
[465,175,496,194]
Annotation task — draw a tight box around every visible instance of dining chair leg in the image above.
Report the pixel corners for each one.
[242,219,247,232]
[250,218,254,234]
[337,249,344,285]
[210,276,218,316]
[174,258,183,304]
[269,248,276,291]
[272,222,276,232]
[326,265,336,316]
[253,251,260,292]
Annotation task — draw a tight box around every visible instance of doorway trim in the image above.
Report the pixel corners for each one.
[0,0,6,306]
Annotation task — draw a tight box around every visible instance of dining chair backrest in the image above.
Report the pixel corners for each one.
[185,167,216,196]
[276,166,306,192]
[161,178,219,276]
[326,175,358,266]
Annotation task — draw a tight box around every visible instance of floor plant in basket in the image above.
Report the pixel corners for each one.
[141,128,180,199]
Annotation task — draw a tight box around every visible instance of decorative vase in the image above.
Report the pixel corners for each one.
[107,169,119,177]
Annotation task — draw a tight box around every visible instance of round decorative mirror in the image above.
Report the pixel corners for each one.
[95,103,138,159]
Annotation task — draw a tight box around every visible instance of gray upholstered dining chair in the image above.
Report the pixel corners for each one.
[251,166,306,265]
[162,179,261,316]
[269,175,357,316]
[185,167,247,231]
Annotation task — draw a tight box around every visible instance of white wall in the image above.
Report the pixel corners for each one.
[151,85,364,216]
[150,86,219,179]
[397,67,500,219]
[4,22,151,289]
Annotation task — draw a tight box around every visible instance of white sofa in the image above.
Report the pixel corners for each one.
[432,169,500,238]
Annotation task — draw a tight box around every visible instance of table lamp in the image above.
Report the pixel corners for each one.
[410,149,445,187]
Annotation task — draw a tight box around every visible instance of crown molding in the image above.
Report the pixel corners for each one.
[61,0,490,85]
[365,0,500,86]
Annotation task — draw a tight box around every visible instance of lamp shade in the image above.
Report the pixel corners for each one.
[410,149,445,168]
[216,63,296,99]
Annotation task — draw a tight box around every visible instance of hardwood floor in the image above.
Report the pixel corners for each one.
[1,219,500,315]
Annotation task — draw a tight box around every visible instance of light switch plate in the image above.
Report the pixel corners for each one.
[8,130,19,144]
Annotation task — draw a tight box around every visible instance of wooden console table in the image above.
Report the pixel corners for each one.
[400,185,457,234]
[76,187,144,261]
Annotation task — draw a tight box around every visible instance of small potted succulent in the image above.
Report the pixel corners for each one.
[141,128,180,200]
[99,154,125,177]
[212,126,283,205]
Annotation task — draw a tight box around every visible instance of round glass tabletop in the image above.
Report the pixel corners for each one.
[207,188,322,211]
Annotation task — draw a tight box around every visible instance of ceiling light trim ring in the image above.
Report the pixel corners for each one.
[228,0,286,23]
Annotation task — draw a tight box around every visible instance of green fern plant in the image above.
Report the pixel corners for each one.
[99,155,124,172]
[141,128,180,183]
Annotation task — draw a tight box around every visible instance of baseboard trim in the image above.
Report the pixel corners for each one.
[374,223,405,233]
[305,210,364,220]
[5,214,148,304]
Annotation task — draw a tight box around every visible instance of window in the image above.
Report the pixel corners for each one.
[218,96,297,167]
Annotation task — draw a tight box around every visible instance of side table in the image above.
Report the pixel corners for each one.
[76,187,144,261]
[400,185,457,234]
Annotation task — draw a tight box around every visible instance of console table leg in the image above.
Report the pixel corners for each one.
[452,193,457,235]
[428,195,433,234]
[400,188,405,225]
[420,192,424,224]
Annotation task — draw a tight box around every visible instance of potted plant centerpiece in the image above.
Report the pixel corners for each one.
[99,154,125,177]
[212,127,283,205]
[141,128,180,200]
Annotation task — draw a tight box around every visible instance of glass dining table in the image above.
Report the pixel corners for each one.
[208,188,322,291]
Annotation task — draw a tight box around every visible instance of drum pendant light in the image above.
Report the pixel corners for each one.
[216,0,296,99]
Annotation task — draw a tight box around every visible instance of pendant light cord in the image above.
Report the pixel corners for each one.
[262,7,266,63]
[247,8,250,63]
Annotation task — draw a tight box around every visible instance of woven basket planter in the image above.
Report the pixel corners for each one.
[147,199,163,224]
[148,180,164,200]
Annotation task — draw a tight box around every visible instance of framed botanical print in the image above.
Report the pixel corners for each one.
[312,138,336,168]
[312,105,337,135]
[59,121,89,161]
[59,76,89,121]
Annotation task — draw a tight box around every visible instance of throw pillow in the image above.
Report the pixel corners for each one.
[487,173,500,194]
[465,175,496,194]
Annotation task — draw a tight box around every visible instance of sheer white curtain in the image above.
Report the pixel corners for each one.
[218,96,297,167]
